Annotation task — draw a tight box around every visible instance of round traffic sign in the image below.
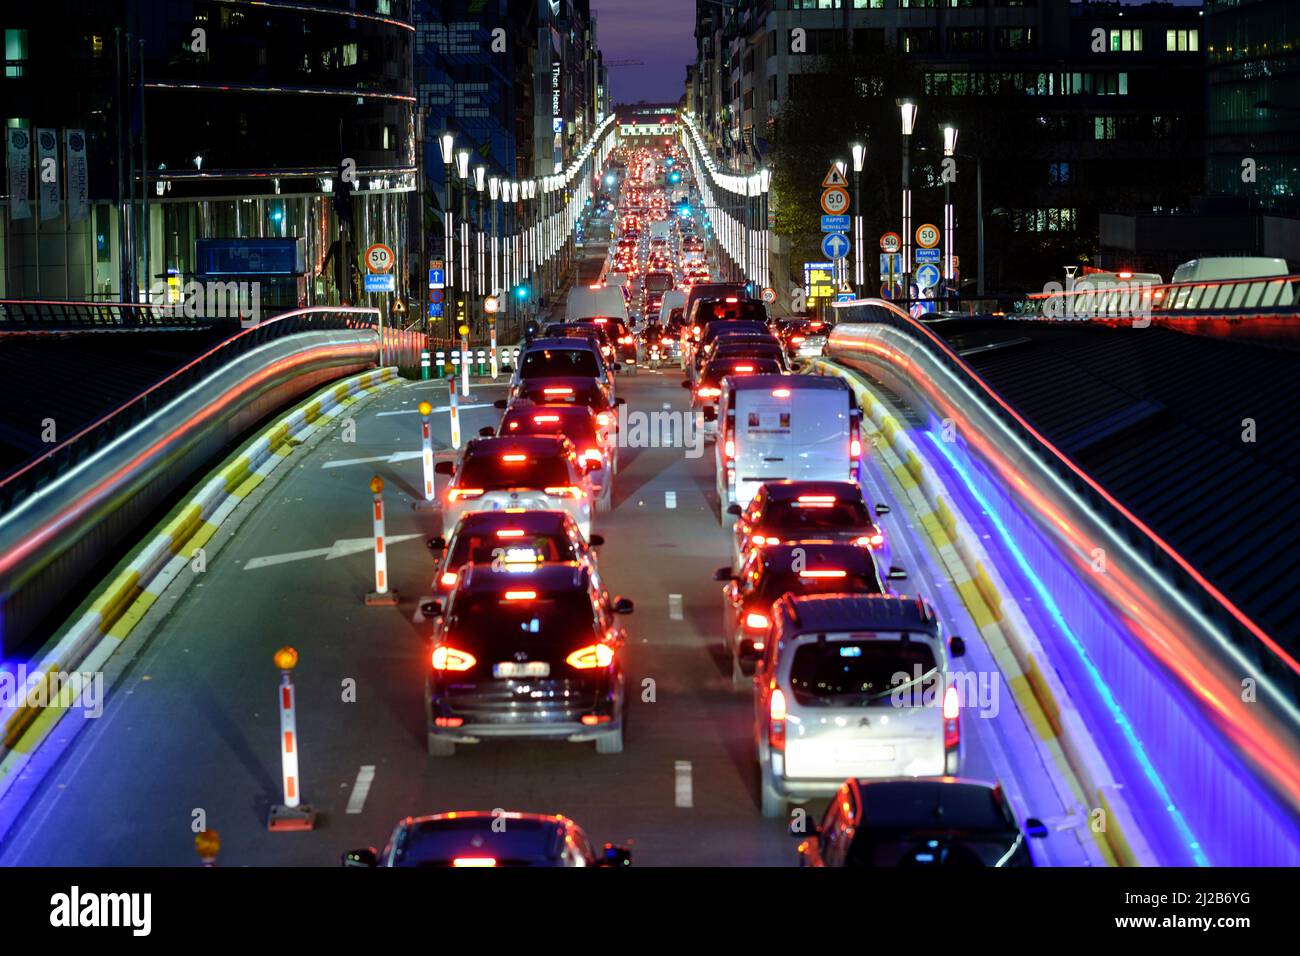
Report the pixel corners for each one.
[881,282,903,300]
[915,224,940,250]
[365,243,395,273]
[761,287,776,304]
[915,263,942,289]
[879,232,902,254]
[820,187,850,215]
[484,295,500,314]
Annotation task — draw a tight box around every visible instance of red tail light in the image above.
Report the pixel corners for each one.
[431,646,477,671]
[943,685,960,750]
[768,686,787,752]
[799,569,847,578]
[697,386,721,398]
[447,487,484,502]
[439,571,458,589]
[544,485,584,498]
[567,643,616,669]
[744,611,769,631]
[854,533,885,549]
[453,857,497,868]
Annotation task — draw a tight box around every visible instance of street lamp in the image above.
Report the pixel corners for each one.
[474,166,486,300]
[439,132,456,334]
[455,149,471,331]
[851,142,866,296]
[941,124,958,309]
[759,166,772,291]
[898,99,918,301]
[488,175,500,299]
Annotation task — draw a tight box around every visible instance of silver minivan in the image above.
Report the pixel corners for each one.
[753,593,966,817]
[715,374,861,524]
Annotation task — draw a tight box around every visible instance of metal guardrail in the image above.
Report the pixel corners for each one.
[1025,274,1300,320]
[0,298,215,329]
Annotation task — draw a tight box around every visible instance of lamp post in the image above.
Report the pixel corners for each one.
[474,166,486,306]
[488,175,500,302]
[510,179,521,325]
[439,131,456,337]
[851,142,866,297]
[941,124,958,309]
[455,149,471,332]
[897,99,917,304]
[759,166,772,291]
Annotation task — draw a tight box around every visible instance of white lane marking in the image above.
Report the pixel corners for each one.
[674,761,693,808]
[376,404,493,417]
[323,450,425,469]
[668,594,683,621]
[345,765,376,815]
[243,535,422,571]
[664,491,677,509]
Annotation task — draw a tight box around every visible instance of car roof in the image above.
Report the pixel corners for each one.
[517,376,601,392]
[464,434,573,456]
[847,778,1014,831]
[522,337,600,352]
[759,543,880,571]
[762,480,865,501]
[729,373,845,391]
[452,510,572,534]
[774,593,938,633]
[394,812,572,865]
[503,403,595,422]
[459,561,589,593]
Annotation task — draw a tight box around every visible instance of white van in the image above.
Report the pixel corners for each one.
[658,289,686,325]
[715,374,861,524]
[1171,257,1288,284]
[566,284,629,324]
[649,220,673,241]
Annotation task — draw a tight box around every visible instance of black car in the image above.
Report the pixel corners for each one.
[423,562,632,756]
[343,811,632,868]
[797,778,1048,867]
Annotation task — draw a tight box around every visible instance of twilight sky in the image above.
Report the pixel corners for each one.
[592,0,697,105]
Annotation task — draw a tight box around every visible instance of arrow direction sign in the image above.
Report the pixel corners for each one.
[821,232,850,261]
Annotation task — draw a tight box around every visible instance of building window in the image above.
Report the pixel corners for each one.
[1094,116,1117,139]
[996,27,1035,52]
[948,28,987,53]
[1048,162,1074,185]
[768,75,778,101]
[1108,29,1143,52]
[946,0,986,7]
[900,29,938,54]
[900,0,938,7]
[854,0,885,7]
[5,29,28,78]
[791,0,839,9]
[1014,208,1077,232]
[1166,29,1199,52]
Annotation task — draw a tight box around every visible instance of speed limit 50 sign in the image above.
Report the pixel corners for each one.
[365,243,395,274]
[915,224,940,250]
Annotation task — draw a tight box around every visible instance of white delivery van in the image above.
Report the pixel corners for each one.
[649,220,673,241]
[714,374,861,524]
[658,289,686,324]
[1171,257,1288,284]
[566,284,630,324]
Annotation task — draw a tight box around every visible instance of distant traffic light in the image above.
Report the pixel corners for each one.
[515,284,529,299]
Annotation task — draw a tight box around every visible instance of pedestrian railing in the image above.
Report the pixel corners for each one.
[1025,274,1300,321]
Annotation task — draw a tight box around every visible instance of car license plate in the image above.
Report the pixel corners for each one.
[493,662,550,679]
[836,744,895,763]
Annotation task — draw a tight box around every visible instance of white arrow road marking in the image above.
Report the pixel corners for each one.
[346,765,376,815]
[668,594,683,621]
[243,535,422,571]
[675,761,693,808]
[322,450,426,469]
[664,491,677,509]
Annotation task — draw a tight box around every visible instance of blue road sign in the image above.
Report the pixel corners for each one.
[821,232,850,260]
[365,273,396,293]
[428,268,445,289]
[879,253,902,275]
[915,263,942,289]
[914,248,941,264]
[429,303,444,318]
[820,214,850,233]
[835,292,855,302]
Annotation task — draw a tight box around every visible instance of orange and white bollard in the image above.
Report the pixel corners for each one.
[267,647,316,831]
[414,401,439,512]
[460,329,471,397]
[195,829,221,866]
[489,324,499,380]
[448,377,462,450]
[365,475,399,606]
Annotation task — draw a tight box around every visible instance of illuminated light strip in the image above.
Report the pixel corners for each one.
[228,0,415,30]
[834,302,1300,679]
[924,430,1208,866]
[145,80,416,102]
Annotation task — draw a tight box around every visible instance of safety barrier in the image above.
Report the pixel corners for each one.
[0,297,204,330]
[0,307,385,658]
[826,298,1300,865]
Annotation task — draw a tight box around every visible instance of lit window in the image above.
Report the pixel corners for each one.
[1166,30,1199,52]
[5,29,28,78]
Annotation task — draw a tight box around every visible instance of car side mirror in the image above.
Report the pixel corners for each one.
[948,636,966,658]
[421,600,443,618]
[493,399,508,410]
[615,397,627,406]
[434,461,455,476]
[478,426,496,438]
[613,596,634,615]
[426,536,447,553]
[342,847,378,867]
[713,567,735,582]
[681,379,693,389]
[727,504,743,516]
[887,566,907,581]
[789,362,802,372]
[1025,818,1049,839]
[874,504,891,516]
[612,362,623,371]
[601,843,633,867]
[588,534,605,546]
[584,458,603,472]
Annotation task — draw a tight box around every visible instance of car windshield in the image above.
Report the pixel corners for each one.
[445,590,598,645]
[458,453,571,491]
[765,498,871,529]
[520,348,601,378]
[449,531,573,568]
[789,637,936,705]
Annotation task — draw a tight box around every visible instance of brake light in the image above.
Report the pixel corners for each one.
[567,643,616,669]
[593,317,608,324]
[544,486,584,498]
[744,611,770,631]
[447,487,485,501]
[431,646,477,671]
[854,533,885,549]
[725,297,738,303]
[724,434,735,460]
[439,571,458,588]
[544,387,573,396]
[797,495,836,503]
[771,388,790,397]
[697,386,721,398]
[850,419,862,460]
[596,411,612,427]
[734,364,754,372]
[944,684,961,750]
[453,857,497,868]
[580,448,602,465]
[769,687,787,751]
[503,590,537,601]
[534,415,560,423]
[496,529,525,538]
[790,335,805,344]
[433,717,463,727]
[800,569,848,579]
[502,454,527,462]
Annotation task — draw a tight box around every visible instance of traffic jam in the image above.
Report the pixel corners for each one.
[345,145,1047,869]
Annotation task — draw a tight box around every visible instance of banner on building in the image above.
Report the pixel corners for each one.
[6,128,32,221]
[65,129,89,223]
[37,128,61,221]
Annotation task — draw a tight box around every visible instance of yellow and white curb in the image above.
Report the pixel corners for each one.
[0,368,400,801]
[812,358,1155,866]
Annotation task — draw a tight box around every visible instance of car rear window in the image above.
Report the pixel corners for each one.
[502,409,598,447]
[788,638,936,705]
[449,532,573,568]
[645,272,675,292]
[700,300,766,322]
[859,785,1014,832]
[520,348,601,378]
[446,590,598,646]
[458,453,571,491]
[701,359,781,384]
[765,499,870,529]
[759,568,884,603]
[393,818,563,867]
